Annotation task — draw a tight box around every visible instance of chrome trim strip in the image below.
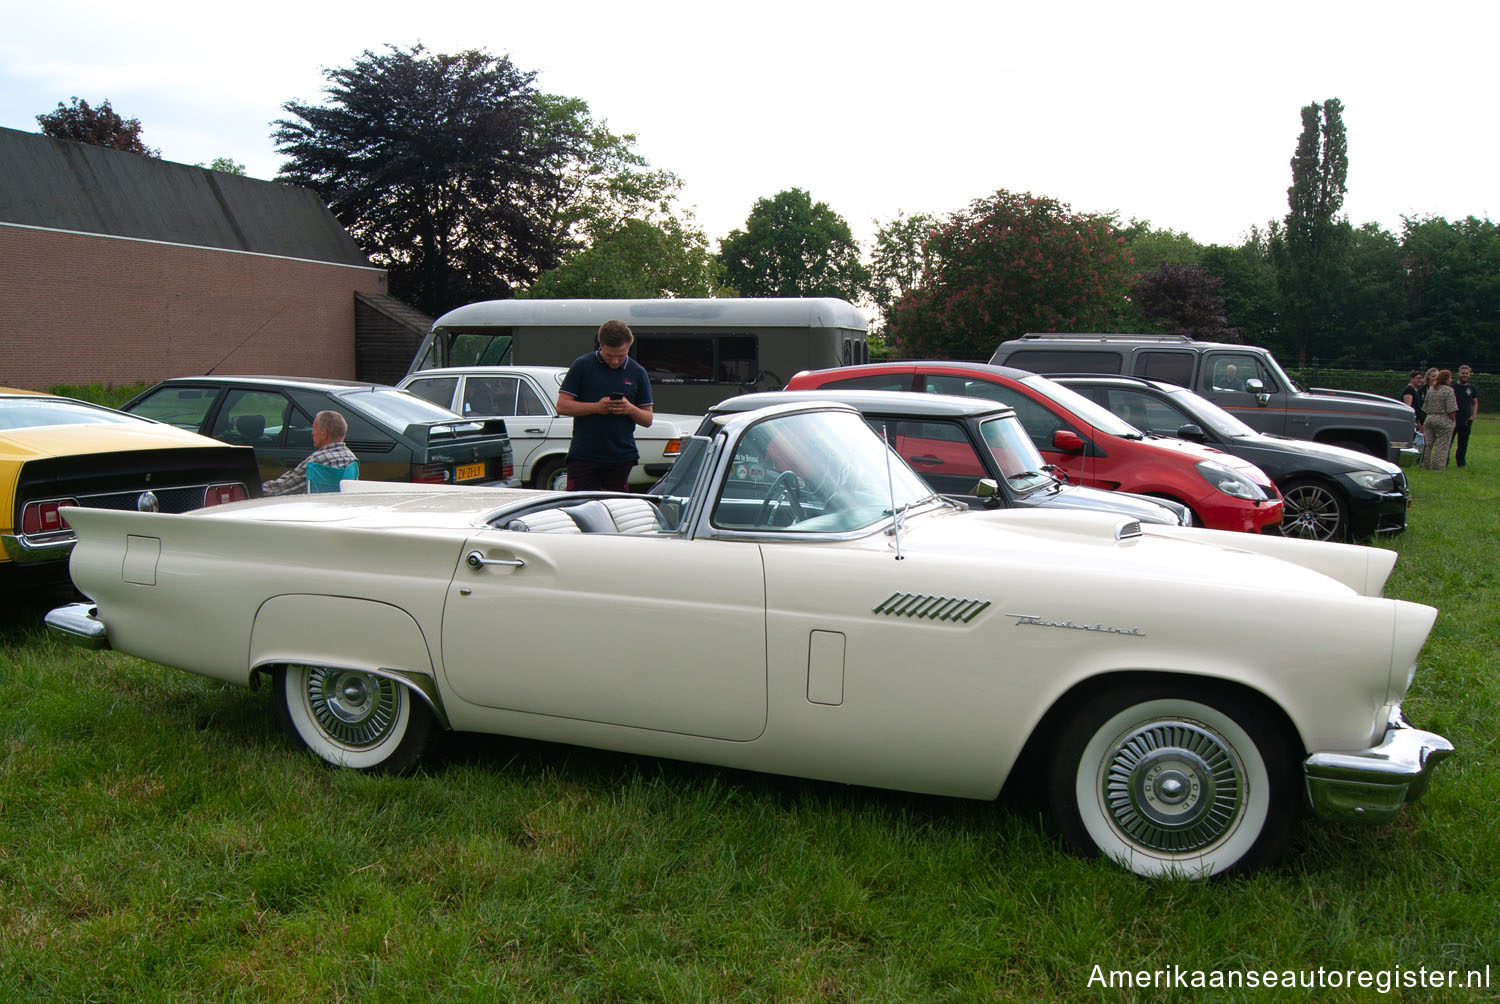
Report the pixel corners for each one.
[251,660,452,731]
[872,592,991,623]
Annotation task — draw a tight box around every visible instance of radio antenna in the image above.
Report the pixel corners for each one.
[882,421,904,561]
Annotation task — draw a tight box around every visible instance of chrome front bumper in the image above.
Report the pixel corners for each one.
[1304,708,1453,824]
[45,601,112,650]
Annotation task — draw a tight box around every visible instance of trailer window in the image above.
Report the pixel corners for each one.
[446,332,513,367]
[634,333,757,384]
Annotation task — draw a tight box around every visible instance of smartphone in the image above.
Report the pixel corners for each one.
[609,393,624,400]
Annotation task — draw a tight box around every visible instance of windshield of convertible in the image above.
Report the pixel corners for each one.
[709,409,934,534]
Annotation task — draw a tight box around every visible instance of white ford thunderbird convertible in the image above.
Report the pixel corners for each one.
[47,401,1451,879]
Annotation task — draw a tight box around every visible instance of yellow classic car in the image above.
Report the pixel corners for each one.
[1,388,260,589]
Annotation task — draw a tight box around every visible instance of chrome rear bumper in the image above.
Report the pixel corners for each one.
[45,601,112,650]
[1304,708,1453,824]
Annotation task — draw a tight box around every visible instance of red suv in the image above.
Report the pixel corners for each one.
[785,361,1283,532]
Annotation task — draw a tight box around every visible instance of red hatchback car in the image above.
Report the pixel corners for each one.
[785,361,1283,533]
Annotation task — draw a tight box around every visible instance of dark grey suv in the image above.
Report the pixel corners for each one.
[991,333,1419,466]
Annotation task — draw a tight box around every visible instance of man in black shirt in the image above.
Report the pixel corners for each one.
[556,320,654,491]
[1453,364,1479,467]
[1398,371,1424,433]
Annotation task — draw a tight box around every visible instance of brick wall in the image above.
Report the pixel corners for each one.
[0,224,387,391]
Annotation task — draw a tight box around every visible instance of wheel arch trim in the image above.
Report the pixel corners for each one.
[253,660,451,731]
[1007,670,1303,792]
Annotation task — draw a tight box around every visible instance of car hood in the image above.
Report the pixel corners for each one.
[1135,433,1273,481]
[0,422,230,462]
[1239,433,1402,474]
[907,506,1394,598]
[1022,483,1185,524]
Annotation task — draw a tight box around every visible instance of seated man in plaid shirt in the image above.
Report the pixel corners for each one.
[261,410,358,496]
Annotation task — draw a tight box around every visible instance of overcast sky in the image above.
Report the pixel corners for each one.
[2,0,1494,250]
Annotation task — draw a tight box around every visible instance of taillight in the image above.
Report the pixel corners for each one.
[411,463,449,484]
[203,484,249,507]
[21,499,78,535]
[500,461,513,480]
[662,438,683,458]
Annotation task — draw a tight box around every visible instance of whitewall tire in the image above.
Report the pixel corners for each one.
[274,665,434,773]
[1048,685,1296,879]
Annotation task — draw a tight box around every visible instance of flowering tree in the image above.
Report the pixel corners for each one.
[887,191,1133,359]
[36,97,158,156]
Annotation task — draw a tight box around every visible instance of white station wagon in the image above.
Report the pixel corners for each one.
[397,365,700,490]
[47,401,1452,879]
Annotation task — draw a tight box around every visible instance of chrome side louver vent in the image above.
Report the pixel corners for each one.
[1115,520,1143,541]
[872,592,991,623]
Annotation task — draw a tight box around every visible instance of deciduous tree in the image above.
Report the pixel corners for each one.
[718,189,869,300]
[1131,263,1239,341]
[524,218,725,299]
[275,44,669,316]
[866,211,939,322]
[36,97,158,156]
[887,190,1133,359]
[1401,215,1500,364]
[1201,228,1280,350]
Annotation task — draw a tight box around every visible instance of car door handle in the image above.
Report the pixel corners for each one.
[466,550,524,569]
[910,455,943,465]
[523,427,546,434]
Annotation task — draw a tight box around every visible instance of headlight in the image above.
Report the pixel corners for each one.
[1346,469,1398,492]
[1195,460,1269,501]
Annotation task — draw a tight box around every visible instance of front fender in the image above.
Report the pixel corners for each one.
[1143,525,1398,596]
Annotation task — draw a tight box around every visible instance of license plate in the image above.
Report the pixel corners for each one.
[455,462,486,482]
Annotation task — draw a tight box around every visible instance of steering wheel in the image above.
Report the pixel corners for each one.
[755,470,804,527]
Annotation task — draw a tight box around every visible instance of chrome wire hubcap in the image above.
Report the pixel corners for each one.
[305,668,401,749]
[1100,719,1245,853]
[1282,485,1340,539]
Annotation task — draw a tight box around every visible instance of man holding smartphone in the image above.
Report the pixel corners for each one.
[556,319,654,491]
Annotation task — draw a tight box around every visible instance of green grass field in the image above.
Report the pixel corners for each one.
[2,422,1497,1002]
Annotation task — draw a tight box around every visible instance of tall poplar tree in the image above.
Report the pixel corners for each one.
[1277,98,1351,365]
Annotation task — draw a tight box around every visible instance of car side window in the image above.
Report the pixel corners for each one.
[1136,351,1195,386]
[211,390,292,447]
[823,373,916,391]
[1202,354,1277,395]
[516,379,550,416]
[127,386,219,431]
[921,376,1067,452]
[404,377,458,410]
[1005,349,1121,374]
[1005,396,1071,452]
[463,376,520,416]
[885,419,986,496]
[285,405,316,449]
[1106,389,1192,437]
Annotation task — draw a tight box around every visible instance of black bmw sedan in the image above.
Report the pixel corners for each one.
[1055,375,1407,541]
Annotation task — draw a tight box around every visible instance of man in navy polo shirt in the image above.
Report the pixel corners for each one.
[556,319,654,491]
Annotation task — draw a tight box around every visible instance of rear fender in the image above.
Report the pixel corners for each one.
[249,594,449,728]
